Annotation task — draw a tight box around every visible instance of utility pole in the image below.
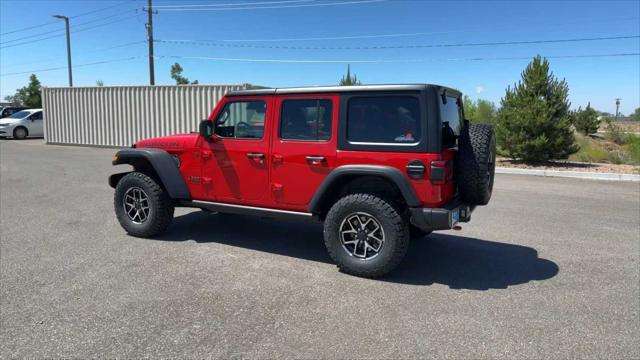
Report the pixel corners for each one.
[615,98,621,120]
[53,15,72,87]
[146,0,155,85]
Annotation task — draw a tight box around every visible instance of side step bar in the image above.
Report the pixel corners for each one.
[180,200,316,220]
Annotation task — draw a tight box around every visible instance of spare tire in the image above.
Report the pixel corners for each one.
[456,123,496,205]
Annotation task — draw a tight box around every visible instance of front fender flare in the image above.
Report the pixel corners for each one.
[111,148,190,200]
[308,165,420,214]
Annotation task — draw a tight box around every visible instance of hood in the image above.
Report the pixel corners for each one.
[134,133,199,151]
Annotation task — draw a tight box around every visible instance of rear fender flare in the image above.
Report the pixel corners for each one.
[308,165,420,214]
[110,148,190,200]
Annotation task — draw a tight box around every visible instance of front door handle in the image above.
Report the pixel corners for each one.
[305,156,326,165]
[247,153,265,160]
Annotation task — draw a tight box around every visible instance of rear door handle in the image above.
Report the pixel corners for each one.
[247,153,265,159]
[305,156,326,164]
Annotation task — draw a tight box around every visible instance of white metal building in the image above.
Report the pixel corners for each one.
[42,84,247,147]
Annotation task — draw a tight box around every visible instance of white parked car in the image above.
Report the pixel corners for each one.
[0,109,43,139]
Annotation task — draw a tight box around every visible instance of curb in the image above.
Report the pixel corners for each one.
[496,167,640,182]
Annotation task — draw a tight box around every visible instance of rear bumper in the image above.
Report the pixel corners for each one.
[409,199,474,232]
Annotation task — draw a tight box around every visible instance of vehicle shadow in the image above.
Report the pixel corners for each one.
[153,211,559,290]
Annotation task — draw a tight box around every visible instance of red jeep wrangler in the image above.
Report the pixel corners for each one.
[109,84,496,277]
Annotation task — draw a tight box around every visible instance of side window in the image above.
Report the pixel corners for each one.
[30,112,43,121]
[440,95,462,148]
[280,99,332,141]
[214,100,266,139]
[347,96,420,144]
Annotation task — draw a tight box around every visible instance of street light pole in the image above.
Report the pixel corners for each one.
[53,15,73,87]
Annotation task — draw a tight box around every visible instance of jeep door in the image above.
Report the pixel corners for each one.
[201,97,272,205]
[270,94,338,210]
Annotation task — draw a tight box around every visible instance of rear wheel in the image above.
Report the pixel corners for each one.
[323,194,409,278]
[13,127,27,139]
[114,172,174,237]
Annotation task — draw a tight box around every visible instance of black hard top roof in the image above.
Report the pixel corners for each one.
[227,84,461,97]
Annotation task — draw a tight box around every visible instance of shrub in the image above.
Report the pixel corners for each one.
[604,119,626,145]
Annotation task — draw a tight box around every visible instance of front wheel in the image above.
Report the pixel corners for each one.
[114,172,174,237]
[13,127,27,139]
[323,194,409,278]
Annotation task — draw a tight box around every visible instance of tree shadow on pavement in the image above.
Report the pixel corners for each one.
[153,211,559,290]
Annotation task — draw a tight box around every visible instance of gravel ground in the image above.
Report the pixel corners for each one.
[497,158,638,174]
[1,139,639,358]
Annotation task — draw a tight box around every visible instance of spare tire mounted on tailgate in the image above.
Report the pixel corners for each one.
[456,123,496,205]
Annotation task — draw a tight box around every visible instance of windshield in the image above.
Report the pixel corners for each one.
[8,111,30,119]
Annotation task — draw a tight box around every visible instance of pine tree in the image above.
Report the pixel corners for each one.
[339,64,361,86]
[573,103,600,135]
[496,56,578,162]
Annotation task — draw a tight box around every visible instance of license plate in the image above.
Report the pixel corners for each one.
[451,209,460,225]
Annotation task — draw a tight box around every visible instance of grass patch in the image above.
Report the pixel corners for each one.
[570,133,639,165]
[623,134,640,165]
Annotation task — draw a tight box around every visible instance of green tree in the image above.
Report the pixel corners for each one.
[17,74,42,108]
[96,80,104,86]
[339,64,361,86]
[496,56,578,162]
[631,107,640,121]
[170,63,198,85]
[463,95,497,125]
[572,103,600,135]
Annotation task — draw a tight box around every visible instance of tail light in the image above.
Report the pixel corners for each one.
[430,160,451,184]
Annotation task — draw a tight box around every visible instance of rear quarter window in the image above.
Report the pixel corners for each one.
[347,96,420,144]
[440,95,462,148]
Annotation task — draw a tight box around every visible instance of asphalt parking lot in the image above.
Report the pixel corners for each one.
[1,139,639,358]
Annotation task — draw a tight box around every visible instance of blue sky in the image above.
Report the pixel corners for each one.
[1,0,639,114]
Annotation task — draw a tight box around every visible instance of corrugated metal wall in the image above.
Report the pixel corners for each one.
[42,85,245,147]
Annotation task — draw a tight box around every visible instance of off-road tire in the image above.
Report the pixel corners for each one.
[323,194,409,278]
[114,172,174,237]
[13,127,27,139]
[456,123,496,205]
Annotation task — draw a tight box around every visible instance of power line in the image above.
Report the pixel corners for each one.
[155,35,640,50]
[0,56,142,77]
[0,12,137,45]
[0,1,135,36]
[0,14,140,49]
[154,0,384,11]
[69,1,136,19]
[213,17,640,42]
[152,0,316,8]
[1,40,146,69]
[157,52,640,64]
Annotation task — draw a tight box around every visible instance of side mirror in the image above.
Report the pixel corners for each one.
[199,119,214,142]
